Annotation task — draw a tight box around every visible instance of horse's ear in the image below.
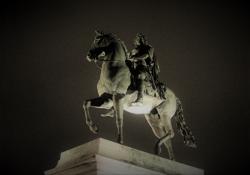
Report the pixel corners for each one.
[95,30,104,36]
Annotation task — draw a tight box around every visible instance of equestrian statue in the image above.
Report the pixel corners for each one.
[83,31,196,160]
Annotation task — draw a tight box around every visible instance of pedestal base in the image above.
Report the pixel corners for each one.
[45,138,204,175]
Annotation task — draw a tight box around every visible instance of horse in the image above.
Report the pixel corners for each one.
[83,31,196,160]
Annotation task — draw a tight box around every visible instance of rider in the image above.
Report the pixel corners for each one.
[128,33,163,105]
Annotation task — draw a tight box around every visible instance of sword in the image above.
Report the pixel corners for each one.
[147,67,157,90]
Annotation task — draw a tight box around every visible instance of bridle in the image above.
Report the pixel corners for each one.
[90,38,128,69]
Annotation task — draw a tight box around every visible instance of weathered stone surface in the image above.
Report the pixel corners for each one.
[45,138,204,175]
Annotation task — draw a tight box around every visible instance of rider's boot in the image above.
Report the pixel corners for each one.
[133,93,143,106]
[132,79,144,106]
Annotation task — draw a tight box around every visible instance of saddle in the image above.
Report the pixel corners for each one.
[126,59,166,99]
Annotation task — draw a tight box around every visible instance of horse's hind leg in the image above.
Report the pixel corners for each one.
[145,114,165,154]
[164,140,174,160]
[83,93,113,133]
[158,113,175,160]
[145,112,175,160]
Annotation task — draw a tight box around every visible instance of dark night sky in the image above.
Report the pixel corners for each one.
[1,1,249,175]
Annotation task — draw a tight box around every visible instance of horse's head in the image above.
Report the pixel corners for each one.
[86,30,116,62]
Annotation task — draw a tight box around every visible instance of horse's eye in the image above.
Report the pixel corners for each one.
[94,37,102,45]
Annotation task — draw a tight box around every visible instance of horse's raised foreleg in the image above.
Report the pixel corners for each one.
[100,108,114,118]
[113,93,125,144]
[83,93,113,133]
[83,100,98,134]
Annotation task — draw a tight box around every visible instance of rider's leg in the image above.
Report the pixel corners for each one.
[133,73,146,104]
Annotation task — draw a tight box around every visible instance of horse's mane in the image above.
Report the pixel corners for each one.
[105,33,128,57]
[105,33,120,43]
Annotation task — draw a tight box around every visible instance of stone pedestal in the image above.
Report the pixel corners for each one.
[45,138,204,175]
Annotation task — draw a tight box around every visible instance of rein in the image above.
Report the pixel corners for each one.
[93,57,124,71]
[95,57,124,62]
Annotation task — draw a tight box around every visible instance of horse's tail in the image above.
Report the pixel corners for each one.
[174,98,197,148]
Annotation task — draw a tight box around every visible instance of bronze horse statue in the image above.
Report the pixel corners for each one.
[83,31,196,160]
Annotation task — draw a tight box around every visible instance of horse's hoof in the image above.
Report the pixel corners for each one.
[117,136,124,144]
[169,157,175,161]
[154,146,161,155]
[89,124,99,134]
[101,113,114,118]
[100,114,107,117]
[118,141,124,144]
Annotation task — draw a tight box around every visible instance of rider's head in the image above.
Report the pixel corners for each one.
[134,33,148,46]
